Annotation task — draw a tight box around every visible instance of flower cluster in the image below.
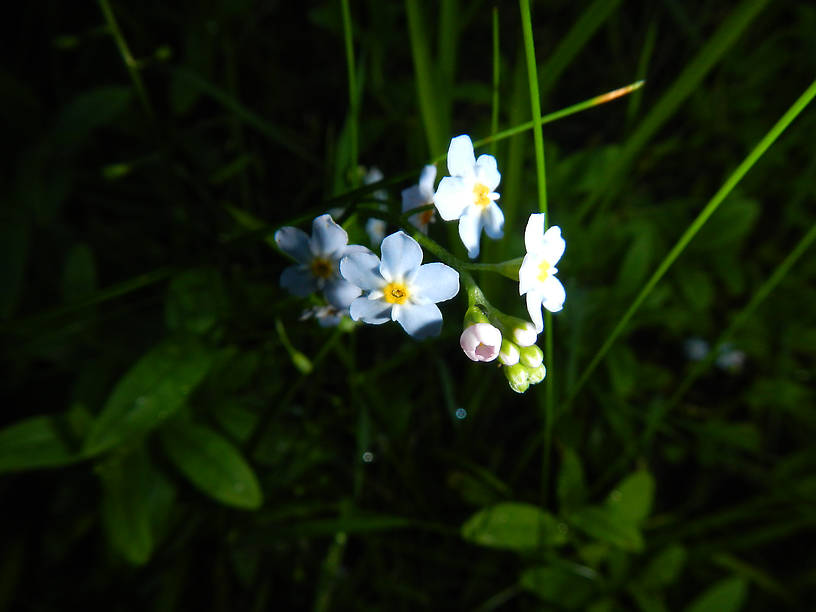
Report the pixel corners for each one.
[275,134,567,393]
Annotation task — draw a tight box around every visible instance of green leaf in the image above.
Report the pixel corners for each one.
[461,502,567,552]
[160,420,263,509]
[165,268,227,335]
[520,565,597,609]
[83,338,217,456]
[605,469,655,523]
[683,577,747,612]
[0,415,79,473]
[567,505,644,552]
[97,447,156,565]
[640,546,687,588]
[557,446,587,511]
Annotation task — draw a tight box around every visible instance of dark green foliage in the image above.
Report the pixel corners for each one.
[0,0,814,610]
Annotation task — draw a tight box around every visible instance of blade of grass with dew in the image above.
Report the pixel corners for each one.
[537,0,622,100]
[626,19,657,127]
[567,77,816,405]
[519,0,553,508]
[575,0,771,222]
[340,0,358,184]
[406,0,444,158]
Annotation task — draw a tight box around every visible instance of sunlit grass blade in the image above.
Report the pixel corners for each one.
[669,221,816,407]
[340,0,359,184]
[538,0,622,99]
[567,77,816,405]
[519,0,553,508]
[575,0,771,221]
[406,0,444,157]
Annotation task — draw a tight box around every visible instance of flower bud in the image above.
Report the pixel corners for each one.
[519,344,543,368]
[512,321,538,347]
[527,363,547,385]
[460,323,502,362]
[463,304,491,328]
[498,338,520,366]
[503,363,530,394]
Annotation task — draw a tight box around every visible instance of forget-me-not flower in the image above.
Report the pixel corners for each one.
[402,164,437,234]
[275,214,370,310]
[460,323,502,362]
[340,231,459,339]
[432,135,504,259]
[519,213,566,332]
[364,167,389,246]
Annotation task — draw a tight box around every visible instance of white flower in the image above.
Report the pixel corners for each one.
[300,305,345,328]
[275,214,370,309]
[364,167,389,246]
[402,164,437,233]
[432,135,504,259]
[460,323,502,362]
[340,231,459,339]
[684,337,710,361]
[519,213,566,332]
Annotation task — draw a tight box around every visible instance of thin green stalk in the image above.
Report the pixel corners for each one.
[519,0,552,508]
[669,221,816,407]
[97,0,154,121]
[626,19,657,126]
[490,7,500,156]
[567,78,816,405]
[340,0,358,181]
[406,0,443,157]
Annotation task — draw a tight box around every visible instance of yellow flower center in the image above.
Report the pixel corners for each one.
[473,183,491,208]
[419,209,435,225]
[383,281,410,304]
[309,257,334,279]
[537,260,551,282]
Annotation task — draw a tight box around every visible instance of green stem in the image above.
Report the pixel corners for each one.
[340,0,358,182]
[519,0,552,509]
[567,77,816,405]
[97,0,154,121]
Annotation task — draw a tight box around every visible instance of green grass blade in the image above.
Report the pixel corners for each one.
[576,0,771,221]
[406,0,444,157]
[626,19,657,126]
[568,77,816,403]
[340,0,359,183]
[490,6,500,156]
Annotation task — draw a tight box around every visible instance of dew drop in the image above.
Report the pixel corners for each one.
[455,408,467,420]
[362,451,374,463]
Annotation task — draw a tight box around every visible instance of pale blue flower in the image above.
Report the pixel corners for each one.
[402,164,437,233]
[432,135,504,259]
[364,167,389,246]
[340,231,459,339]
[275,214,370,309]
[519,213,566,332]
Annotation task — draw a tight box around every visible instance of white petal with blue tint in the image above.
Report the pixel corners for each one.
[401,185,425,212]
[433,176,470,221]
[280,266,316,297]
[349,296,392,324]
[539,226,566,265]
[458,208,485,259]
[275,226,313,263]
[540,275,565,313]
[340,252,384,292]
[411,263,460,304]
[483,202,505,240]
[446,135,476,178]
[310,214,349,258]
[394,302,443,339]
[526,291,544,333]
[324,278,362,309]
[475,154,501,191]
[524,213,547,253]
[380,231,422,282]
[418,164,436,197]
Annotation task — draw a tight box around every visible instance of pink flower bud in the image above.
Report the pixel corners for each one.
[460,323,502,362]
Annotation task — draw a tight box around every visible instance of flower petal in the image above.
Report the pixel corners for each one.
[540,226,566,265]
[526,291,544,333]
[380,231,423,282]
[280,266,317,297]
[475,154,501,191]
[524,213,546,253]
[433,176,469,221]
[447,135,476,178]
[411,262,459,303]
[483,202,505,239]
[324,278,362,309]
[458,208,485,259]
[275,226,312,263]
[518,253,538,295]
[394,302,443,339]
[340,252,384,292]
[365,217,387,246]
[349,296,392,324]
[310,214,349,258]
[343,244,373,257]
[540,275,566,313]
[401,185,425,213]
[419,164,437,198]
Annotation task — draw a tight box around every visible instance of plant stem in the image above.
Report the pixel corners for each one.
[340,0,358,182]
